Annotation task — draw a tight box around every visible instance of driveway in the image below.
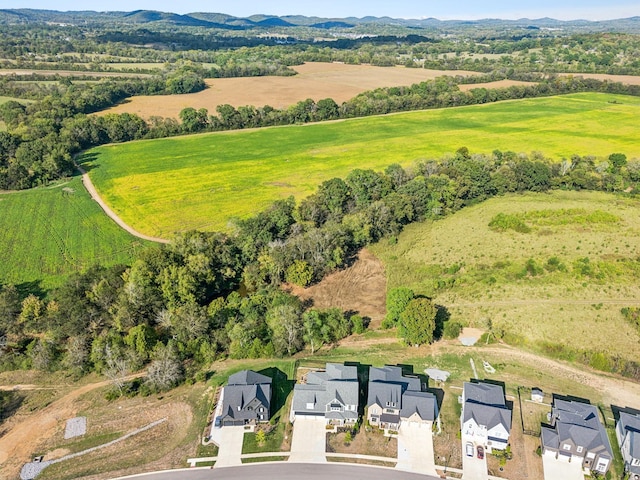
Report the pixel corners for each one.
[396,422,437,475]
[461,436,488,480]
[210,426,246,468]
[289,416,327,463]
[542,452,584,480]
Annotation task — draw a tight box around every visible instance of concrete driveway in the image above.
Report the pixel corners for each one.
[289,416,327,463]
[210,426,246,468]
[542,453,584,480]
[396,422,437,475]
[461,436,488,480]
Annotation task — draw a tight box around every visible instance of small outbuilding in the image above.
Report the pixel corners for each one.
[531,388,544,403]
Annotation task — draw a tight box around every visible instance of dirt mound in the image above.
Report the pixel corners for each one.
[287,249,387,328]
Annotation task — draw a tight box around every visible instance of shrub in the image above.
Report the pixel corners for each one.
[350,314,366,334]
[443,321,464,339]
[488,213,531,233]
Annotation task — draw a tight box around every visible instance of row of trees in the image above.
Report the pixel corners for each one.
[1,146,639,389]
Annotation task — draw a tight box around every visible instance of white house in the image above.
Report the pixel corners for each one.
[617,411,640,479]
[461,381,511,453]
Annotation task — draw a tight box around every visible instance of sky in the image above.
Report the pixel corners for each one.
[3,0,639,21]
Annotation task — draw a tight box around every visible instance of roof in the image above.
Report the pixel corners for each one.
[291,364,359,419]
[400,391,437,422]
[542,399,612,457]
[367,366,436,422]
[463,382,506,407]
[462,382,511,432]
[227,370,272,386]
[220,383,271,422]
[618,412,640,458]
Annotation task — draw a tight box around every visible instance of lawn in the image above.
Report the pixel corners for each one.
[369,189,640,362]
[0,177,148,291]
[83,92,640,237]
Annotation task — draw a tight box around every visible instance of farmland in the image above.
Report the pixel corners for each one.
[84,92,640,237]
[0,177,147,290]
[369,189,640,363]
[97,62,484,117]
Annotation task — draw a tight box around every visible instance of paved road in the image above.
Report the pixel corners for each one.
[114,463,441,480]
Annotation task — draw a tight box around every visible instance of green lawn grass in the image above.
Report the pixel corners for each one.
[83,92,640,237]
[369,190,640,361]
[0,177,148,291]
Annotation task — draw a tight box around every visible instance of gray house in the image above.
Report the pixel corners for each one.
[367,366,437,431]
[290,363,359,426]
[616,411,640,479]
[218,370,272,427]
[461,381,511,453]
[541,398,612,475]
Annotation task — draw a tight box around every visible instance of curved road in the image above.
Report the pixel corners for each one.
[76,163,170,244]
[115,463,439,480]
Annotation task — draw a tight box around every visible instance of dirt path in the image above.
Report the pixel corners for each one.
[0,373,143,478]
[478,345,640,408]
[76,163,169,244]
[448,298,639,308]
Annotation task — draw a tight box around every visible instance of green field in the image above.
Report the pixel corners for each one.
[369,190,640,361]
[0,177,148,291]
[83,92,640,237]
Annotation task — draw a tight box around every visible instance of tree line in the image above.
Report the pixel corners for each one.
[1,146,639,393]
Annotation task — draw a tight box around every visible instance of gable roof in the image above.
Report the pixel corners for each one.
[228,369,272,386]
[462,381,511,432]
[542,399,612,457]
[463,382,506,407]
[291,363,359,420]
[220,383,271,422]
[618,412,640,458]
[400,390,437,422]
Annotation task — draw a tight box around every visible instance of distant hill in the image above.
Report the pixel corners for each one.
[0,8,639,33]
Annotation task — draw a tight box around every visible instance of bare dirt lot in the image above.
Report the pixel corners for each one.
[560,72,640,85]
[287,248,387,328]
[96,62,484,118]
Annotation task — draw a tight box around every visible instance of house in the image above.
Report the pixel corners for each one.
[218,370,272,427]
[540,398,612,474]
[367,366,438,431]
[461,381,511,453]
[616,411,640,479]
[290,363,359,426]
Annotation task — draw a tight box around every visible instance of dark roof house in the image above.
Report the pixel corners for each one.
[367,366,437,430]
[218,370,272,427]
[290,363,359,426]
[541,398,612,474]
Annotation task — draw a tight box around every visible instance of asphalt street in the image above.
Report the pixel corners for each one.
[115,463,441,480]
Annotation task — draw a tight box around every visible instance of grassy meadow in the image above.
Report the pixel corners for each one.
[0,177,148,291]
[369,190,640,361]
[83,92,640,237]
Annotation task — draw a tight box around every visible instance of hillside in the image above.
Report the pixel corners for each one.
[84,92,640,237]
[0,177,148,290]
[369,190,640,362]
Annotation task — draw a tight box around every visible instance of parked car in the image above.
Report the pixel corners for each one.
[477,445,484,460]
[465,442,474,457]
[214,416,222,428]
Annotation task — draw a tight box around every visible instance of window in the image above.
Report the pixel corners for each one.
[576,446,583,453]
[385,408,395,414]
[562,444,572,451]
[259,407,264,412]
[330,404,342,411]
